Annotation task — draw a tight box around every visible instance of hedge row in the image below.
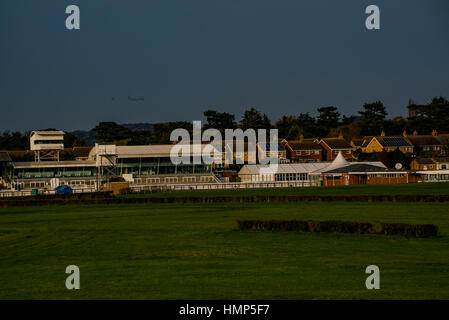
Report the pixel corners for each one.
[1,193,449,207]
[236,220,438,238]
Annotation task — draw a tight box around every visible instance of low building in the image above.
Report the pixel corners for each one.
[321,152,418,186]
[238,152,386,185]
[410,158,437,171]
[322,164,418,186]
[237,162,329,185]
[417,170,449,182]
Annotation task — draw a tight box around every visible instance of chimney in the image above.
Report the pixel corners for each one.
[402,130,407,137]
[432,129,438,136]
[338,130,343,139]
[381,130,385,137]
[413,130,418,136]
[299,132,304,143]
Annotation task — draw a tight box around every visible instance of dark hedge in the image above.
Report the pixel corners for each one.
[236,219,438,238]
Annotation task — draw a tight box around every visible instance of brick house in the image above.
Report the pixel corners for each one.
[223,141,257,165]
[410,158,437,171]
[284,137,323,162]
[256,142,287,162]
[361,132,413,154]
[434,157,449,170]
[319,137,354,161]
[405,130,442,154]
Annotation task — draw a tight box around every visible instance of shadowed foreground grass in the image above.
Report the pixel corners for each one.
[1,201,449,299]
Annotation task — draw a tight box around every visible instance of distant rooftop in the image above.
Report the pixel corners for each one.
[31,130,65,135]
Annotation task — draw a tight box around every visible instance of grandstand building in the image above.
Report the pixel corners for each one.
[2,142,220,191]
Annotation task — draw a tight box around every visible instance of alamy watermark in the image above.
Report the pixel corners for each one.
[65,4,380,31]
[169,121,280,170]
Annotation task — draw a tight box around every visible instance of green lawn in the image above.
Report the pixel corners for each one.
[1,201,449,299]
[121,182,449,198]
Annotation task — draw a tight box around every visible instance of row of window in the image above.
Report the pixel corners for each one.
[33,140,64,144]
[368,173,406,178]
[275,173,309,181]
[422,146,440,151]
[134,176,216,184]
[295,150,320,155]
[422,174,449,181]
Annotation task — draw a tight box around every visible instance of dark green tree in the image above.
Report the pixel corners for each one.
[316,106,340,137]
[0,131,29,150]
[64,132,87,148]
[150,121,192,144]
[93,122,133,143]
[203,110,236,134]
[382,116,407,136]
[295,113,318,138]
[358,101,388,136]
[240,107,271,131]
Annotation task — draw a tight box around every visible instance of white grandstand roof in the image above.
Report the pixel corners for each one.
[116,144,220,158]
[238,162,331,175]
[13,160,96,169]
[31,130,65,135]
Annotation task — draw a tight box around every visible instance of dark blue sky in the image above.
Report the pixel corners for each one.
[1,0,448,131]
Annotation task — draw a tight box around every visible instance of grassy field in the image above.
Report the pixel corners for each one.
[120,182,449,198]
[1,200,449,299]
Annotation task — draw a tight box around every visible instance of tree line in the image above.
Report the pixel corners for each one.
[1,96,448,149]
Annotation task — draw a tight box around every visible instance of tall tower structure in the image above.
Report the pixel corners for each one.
[30,131,65,161]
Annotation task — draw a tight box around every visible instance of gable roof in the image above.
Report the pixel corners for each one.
[320,138,352,150]
[436,135,449,145]
[407,136,442,147]
[413,158,436,165]
[0,151,12,162]
[361,136,375,148]
[364,136,412,148]
[257,142,284,151]
[287,140,322,151]
[351,139,363,147]
[380,136,412,147]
